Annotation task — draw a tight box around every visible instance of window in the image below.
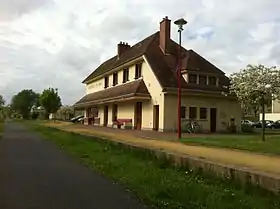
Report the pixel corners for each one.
[188,74,197,84]
[104,76,109,88]
[189,107,197,119]
[199,108,207,120]
[113,72,118,86]
[123,68,129,83]
[209,76,217,85]
[199,75,207,85]
[135,63,142,79]
[180,106,186,118]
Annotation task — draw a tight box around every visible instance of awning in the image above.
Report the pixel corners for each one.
[73,79,151,108]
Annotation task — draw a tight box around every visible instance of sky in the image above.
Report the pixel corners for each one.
[0,0,280,105]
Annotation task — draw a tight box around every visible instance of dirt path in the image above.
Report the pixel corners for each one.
[46,121,280,177]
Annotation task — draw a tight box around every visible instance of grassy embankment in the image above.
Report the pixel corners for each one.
[24,122,280,209]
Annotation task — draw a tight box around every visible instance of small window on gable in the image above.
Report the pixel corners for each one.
[113,72,118,86]
[104,76,109,88]
[135,63,142,79]
[180,106,186,118]
[188,74,197,84]
[123,68,129,83]
[189,107,197,119]
[209,76,217,85]
[199,75,207,85]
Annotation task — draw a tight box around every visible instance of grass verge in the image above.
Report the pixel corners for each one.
[182,133,280,155]
[24,122,280,209]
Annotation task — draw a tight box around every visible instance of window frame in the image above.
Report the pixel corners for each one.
[208,76,217,86]
[113,72,118,86]
[123,68,129,83]
[104,76,109,88]
[188,73,197,84]
[135,63,142,79]
[199,75,207,85]
[199,107,207,120]
[180,106,186,119]
[189,107,197,119]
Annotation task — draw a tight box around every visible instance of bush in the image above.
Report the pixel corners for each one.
[241,124,255,133]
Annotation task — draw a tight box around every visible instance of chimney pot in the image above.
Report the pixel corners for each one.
[118,41,130,58]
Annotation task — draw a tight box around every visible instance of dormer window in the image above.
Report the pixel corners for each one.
[188,74,197,84]
[104,76,109,88]
[123,68,129,83]
[135,63,142,79]
[113,72,118,86]
[209,76,217,86]
[199,75,207,85]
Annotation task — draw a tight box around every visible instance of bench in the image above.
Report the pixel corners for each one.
[113,119,133,129]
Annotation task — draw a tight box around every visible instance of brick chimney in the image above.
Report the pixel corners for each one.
[118,42,131,58]
[159,16,171,54]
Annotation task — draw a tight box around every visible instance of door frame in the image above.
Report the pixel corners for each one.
[210,108,217,132]
[134,102,142,130]
[103,105,108,126]
[112,104,118,122]
[153,105,159,131]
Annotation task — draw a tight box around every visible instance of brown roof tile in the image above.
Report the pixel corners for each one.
[74,79,150,107]
[82,31,230,92]
[82,33,157,83]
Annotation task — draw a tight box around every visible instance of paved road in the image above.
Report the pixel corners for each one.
[0,122,148,209]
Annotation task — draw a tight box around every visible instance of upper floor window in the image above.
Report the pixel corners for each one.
[199,75,207,85]
[135,63,142,79]
[209,76,217,85]
[113,72,118,86]
[188,74,197,84]
[123,68,129,83]
[104,76,109,88]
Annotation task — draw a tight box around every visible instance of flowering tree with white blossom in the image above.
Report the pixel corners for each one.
[229,64,280,141]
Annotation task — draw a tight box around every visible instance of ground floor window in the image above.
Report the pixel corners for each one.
[189,107,197,119]
[199,108,207,119]
[180,106,186,118]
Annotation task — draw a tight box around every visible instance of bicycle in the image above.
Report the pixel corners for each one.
[185,120,201,133]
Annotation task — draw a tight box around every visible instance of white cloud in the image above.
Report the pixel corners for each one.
[0,0,280,105]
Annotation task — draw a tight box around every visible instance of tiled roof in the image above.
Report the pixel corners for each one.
[82,31,229,91]
[82,33,157,83]
[74,79,150,108]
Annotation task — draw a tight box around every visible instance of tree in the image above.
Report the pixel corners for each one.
[230,64,280,141]
[39,88,62,119]
[0,95,5,119]
[11,89,39,119]
[0,95,4,107]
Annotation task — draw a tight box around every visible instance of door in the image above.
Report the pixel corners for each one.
[112,104,118,122]
[134,102,142,130]
[103,105,108,126]
[153,105,159,131]
[210,108,217,132]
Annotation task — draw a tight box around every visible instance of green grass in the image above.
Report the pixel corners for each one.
[182,132,280,155]
[25,123,280,209]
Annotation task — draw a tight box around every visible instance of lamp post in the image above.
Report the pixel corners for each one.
[174,18,187,140]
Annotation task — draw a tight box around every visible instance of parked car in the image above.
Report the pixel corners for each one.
[70,115,84,123]
[241,120,254,125]
[267,120,280,129]
[252,120,274,128]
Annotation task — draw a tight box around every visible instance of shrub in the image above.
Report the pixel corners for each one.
[241,124,255,133]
